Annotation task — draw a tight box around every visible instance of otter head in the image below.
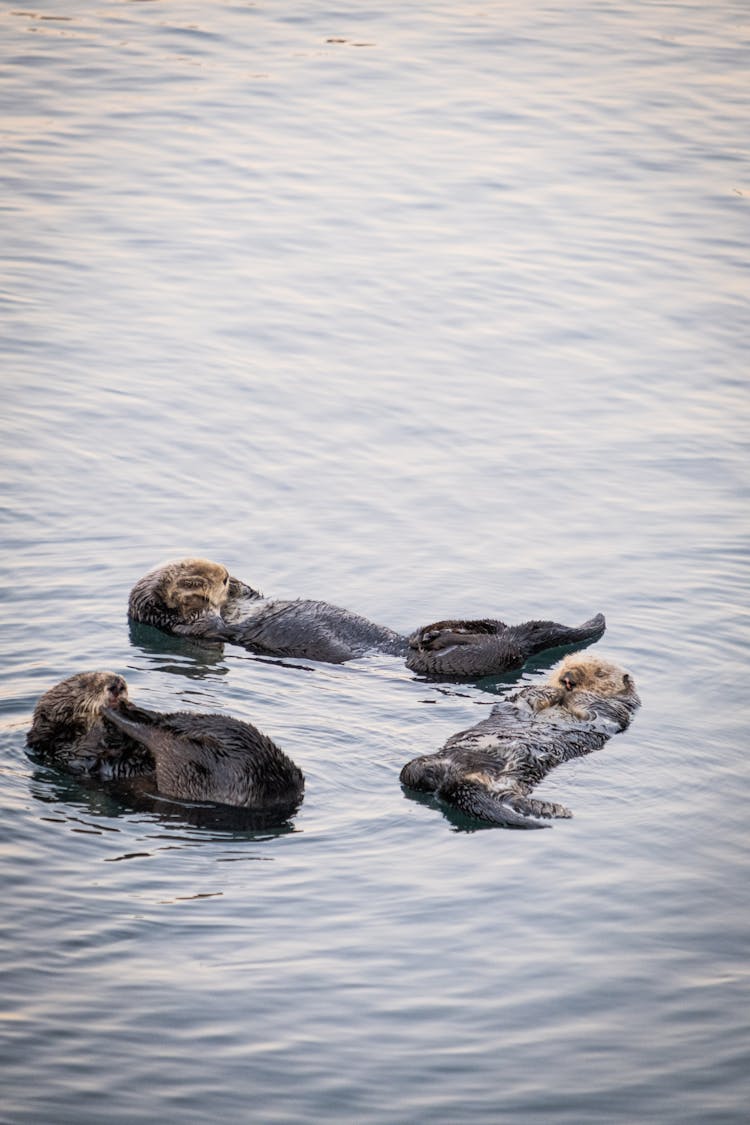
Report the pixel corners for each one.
[27,671,129,750]
[548,655,635,699]
[158,558,230,620]
[400,754,453,793]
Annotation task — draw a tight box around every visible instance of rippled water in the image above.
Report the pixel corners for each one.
[2,2,749,1122]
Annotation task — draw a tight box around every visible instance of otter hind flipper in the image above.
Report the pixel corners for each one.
[103,707,224,761]
[103,707,229,799]
[509,613,606,658]
[504,795,572,820]
[410,619,504,653]
[103,706,171,754]
[436,779,551,829]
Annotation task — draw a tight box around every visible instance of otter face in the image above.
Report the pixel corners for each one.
[400,755,452,793]
[28,671,129,747]
[548,656,634,698]
[160,558,230,618]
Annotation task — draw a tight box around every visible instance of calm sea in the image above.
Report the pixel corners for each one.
[2,2,748,1122]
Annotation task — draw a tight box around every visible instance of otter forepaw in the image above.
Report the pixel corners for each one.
[526,686,568,713]
[173,613,229,641]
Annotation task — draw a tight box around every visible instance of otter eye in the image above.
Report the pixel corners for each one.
[623,673,631,685]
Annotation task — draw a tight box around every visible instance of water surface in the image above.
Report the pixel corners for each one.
[1,2,748,1122]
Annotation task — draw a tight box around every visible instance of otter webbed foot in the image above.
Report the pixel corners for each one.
[406,633,526,679]
[405,613,605,680]
[509,613,606,657]
[436,779,551,829]
[504,795,572,820]
[102,705,172,754]
[409,619,506,653]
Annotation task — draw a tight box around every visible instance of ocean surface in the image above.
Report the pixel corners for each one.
[1,1,748,1121]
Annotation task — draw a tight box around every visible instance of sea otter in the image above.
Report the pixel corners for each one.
[27,671,304,813]
[128,557,606,677]
[399,654,640,828]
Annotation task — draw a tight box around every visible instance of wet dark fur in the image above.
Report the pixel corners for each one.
[128,558,606,676]
[103,705,304,810]
[400,656,640,828]
[405,614,606,678]
[27,672,304,813]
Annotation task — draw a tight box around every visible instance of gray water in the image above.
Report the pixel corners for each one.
[2,1,749,1122]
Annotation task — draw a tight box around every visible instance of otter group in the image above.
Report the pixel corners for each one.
[27,556,639,829]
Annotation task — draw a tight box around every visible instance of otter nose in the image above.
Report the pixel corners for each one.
[109,676,127,696]
[561,674,577,691]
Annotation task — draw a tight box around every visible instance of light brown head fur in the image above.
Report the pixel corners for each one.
[28,671,129,749]
[548,654,634,698]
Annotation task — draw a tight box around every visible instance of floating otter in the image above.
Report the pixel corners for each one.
[27,671,304,814]
[128,557,405,662]
[399,655,640,828]
[128,557,606,678]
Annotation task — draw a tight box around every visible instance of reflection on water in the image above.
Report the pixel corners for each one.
[399,785,519,834]
[128,621,322,678]
[29,765,302,841]
[2,0,748,1122]
[127,620,229,669]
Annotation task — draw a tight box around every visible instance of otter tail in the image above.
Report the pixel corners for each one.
[436,780,571,829]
